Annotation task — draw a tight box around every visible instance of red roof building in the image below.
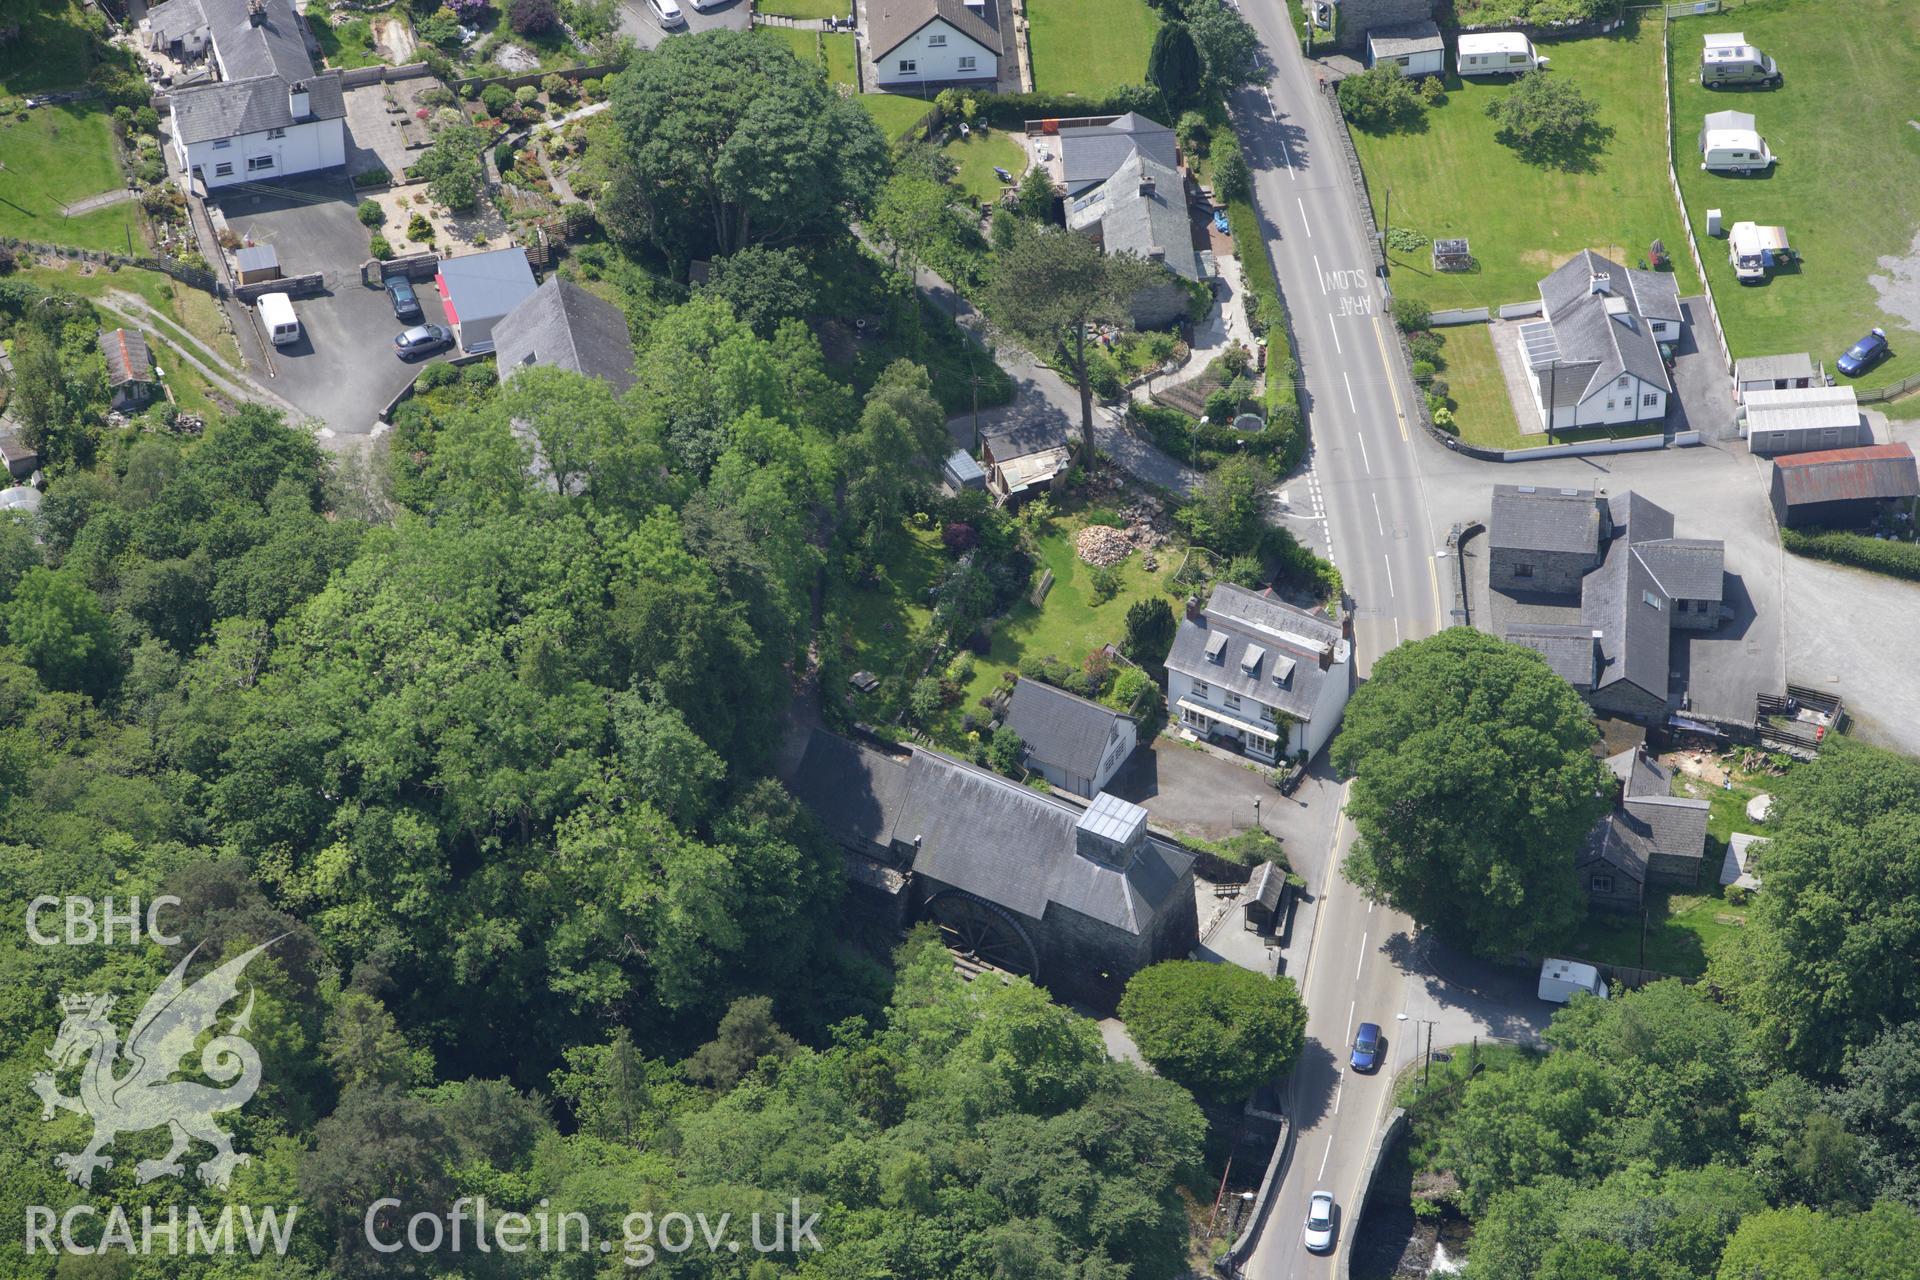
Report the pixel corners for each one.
[1769,442,1919,528]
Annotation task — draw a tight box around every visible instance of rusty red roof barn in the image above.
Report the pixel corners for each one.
[1770,442,1919,528]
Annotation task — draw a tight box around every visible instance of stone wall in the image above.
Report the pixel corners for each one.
[1487,546,1595,597]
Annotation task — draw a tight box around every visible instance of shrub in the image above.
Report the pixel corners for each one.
[1175,109,1211,155]
[1432,405,1456,432]
[514,84,540,107]
[1391,295,1431,333]
[357,199,385,226]
[406,212,434,242]
[1429,378,1449,402]
[987,725,1024,775]
[368,233,393,260]
[481,84,513,116]
[579,77,602,99]
[1224,554,1264,588]
[1406,330,1443,366]
[941,521,977,552]
[417,361,462,390]
[1088,564,1122,604]
[1109,666,1153,714]
[1204,384,1242,424]
[1418,74,1445,105]
[1411,359,1435,385]
[1337,62,1424,132]
[509,0,557,34]
[909,676,944,724]
[133,105,160,133]
[542,73,570,101]
[1213,135,1250,203]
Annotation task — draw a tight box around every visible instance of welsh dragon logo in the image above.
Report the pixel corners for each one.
[31,939,279,1190]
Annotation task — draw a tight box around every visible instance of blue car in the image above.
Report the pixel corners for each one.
[1838,328,1889,377]
[1350,1022,1383,1072]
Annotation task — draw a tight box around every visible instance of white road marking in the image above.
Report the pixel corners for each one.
[1372,492,1385,537]
[1356,431,1371,475]
[1355,932,1368,979]
[1384,557,1395,598]
[1318,1134,1335,1179]
[1393,617,1401,647]
[1297,196,1313,238]
[1314,254,1326,294]
[1281,136,1295,179]
[1343,370,1356,411]
[1345,1000,1356,1043]
[1332,1080,1343,1115]
[1327,312,1343,353]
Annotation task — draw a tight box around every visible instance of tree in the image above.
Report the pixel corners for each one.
[1828,1020,1920,1208]
[1013,163,1056,222]
[410,121,485,211]
[608,29,888,258]
[2,567,117,694]
[1716,1202,1920,1280]
[1121,596,1177,667]
[1331,628,1610,954]
[1213,134,1251,203]
[1186,0,1261,92]
[1484,71,1605,165]
[683,995,798,1088]
[1147,20,1204,109]
[1709,739,1920,1075]
[1175,454,1270,556]
[509,0,556,34]
[1337,61,1424,132]
[1119,960,1307,1101]
[700,245,820,337]
[983,225,1155,467]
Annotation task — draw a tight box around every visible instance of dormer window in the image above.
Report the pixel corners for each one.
[1204,632,1228,664]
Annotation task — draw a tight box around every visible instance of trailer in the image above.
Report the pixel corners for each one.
[1538,958,1608,1004]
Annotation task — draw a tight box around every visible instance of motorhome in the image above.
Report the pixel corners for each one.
[1728,221,1793,283]
[1538,958,1609,1004]
[1701,32,1780,87]
[1699,109,1775,173]
[256,292,300,346]
[1456,32,1546,77]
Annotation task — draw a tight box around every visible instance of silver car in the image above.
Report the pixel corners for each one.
[1304,1190,1335,1253]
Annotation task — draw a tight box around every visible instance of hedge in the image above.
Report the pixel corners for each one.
[975,85,1161,130]
[1225,197,1303,473]
[1780,527,1920,582]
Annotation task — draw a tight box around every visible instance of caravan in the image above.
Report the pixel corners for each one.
[1699,109,1775,173]
[1455,32,1546,77]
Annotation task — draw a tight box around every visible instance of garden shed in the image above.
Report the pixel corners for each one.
[1432,237,1470,272]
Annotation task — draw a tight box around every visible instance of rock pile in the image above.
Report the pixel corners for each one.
[1076,525,1134,566]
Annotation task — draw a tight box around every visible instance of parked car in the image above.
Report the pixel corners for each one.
[1304,1191,1336,1253]
[1837,328,1890,378]
[384,276,423,322]
[1350,1022,1383,1072]
[649,0,685,25]
[393,323,454,361]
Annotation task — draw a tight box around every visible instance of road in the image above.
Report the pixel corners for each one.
[1221,7,1465,1278]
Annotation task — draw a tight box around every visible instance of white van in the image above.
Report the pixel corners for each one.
[1456,32,1546,77]
[1538,958,1608,1004]
[257,291,300,346]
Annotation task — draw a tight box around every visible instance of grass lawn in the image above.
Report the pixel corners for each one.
[757,0,848,16]
[836,526,948,714]
[1026,0,1159,99]
[1670,0,1920,390]
[861,93,935,141]
[0,0,96,93]
[821,32,857,87]
[942,128,1025,203]
[762,28,857,88]
[0,106,142,252]
[1431,324,1524,449]
[306,7,386,71]
[1352,14,1696,312]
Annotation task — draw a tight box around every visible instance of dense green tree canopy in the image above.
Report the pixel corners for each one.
[1147,20,1203,109]
[1332,628,1610,954]
[1119,959,1307,1101]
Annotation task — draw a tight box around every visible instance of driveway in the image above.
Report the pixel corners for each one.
[1667,296,1737,441]
[214,174,453,440]
[618,0,749,50]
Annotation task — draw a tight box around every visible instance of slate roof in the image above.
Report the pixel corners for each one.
[785,729,1192,935]
[1166,584,1346,723]
[1605,747,1668,798]
[493,279,636,393]
[1506,623,1595,689]
[1490,483,1603,556]
[1247,860,1286,911]
[1053,112,1179,199]
[1744,385,1860,435]
[0,424,40,478]
[1623,793,1710,861]
[234,243,278,274]
[1067,148,1201,283]
[1772,443,1919,506]
[1579,811,1650,882]
[1535,250,1673,402]
[171,69,344,145]
[436,247,538,324]
[1005,678,1132,782]
[867,0,1003,61]
[97,328,153,386]
[1581,521,1673,704]
[1368,19,1443,57]
[1734,352,1815,383]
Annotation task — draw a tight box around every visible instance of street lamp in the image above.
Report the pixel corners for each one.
[1253,796,1262,832]
[1396,1013,1437,1087]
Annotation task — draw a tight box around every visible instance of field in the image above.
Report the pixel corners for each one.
[1352,16,1697,312]
[943,128,1025,203]
[1430,324,1523,449]
[1026,0,1159,99]
[0,106,143,252]
[1670,0,1920,390]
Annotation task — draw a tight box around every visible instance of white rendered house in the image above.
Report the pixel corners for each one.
[1164,585,1352,764]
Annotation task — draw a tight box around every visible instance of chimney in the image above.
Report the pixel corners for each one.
[1147,245,1165,261]
[1589,272,1610,295]
[1184,594,1203,623]
[1318,644,1333,671]
[289,79,310,118]
[1139,174,1155,198]
[246,0,265,25]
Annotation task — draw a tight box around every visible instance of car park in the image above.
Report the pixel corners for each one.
[384,276,423,322]
[1304,1191,1336,1253]
[393,323,454,361]
[1349,1021,1383,1072]
[1837,328,1890,377]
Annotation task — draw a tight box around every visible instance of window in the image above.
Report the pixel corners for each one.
[267,127,286,139]
[897,59,917,73]
[927,31,945,45]
[1514,563,1535,579]
[1259,704,1277,723]
[958,55,976,70]
[1643,590,1663,610]
[1643,392,1659,406]
[1183,708,1212,731]
[1191,680,1210,699]
[213,161,234,177]
[213,138,232,150]
[1590,874,1615,894]
[1617,375,1630,388]
[1396,56,1409,66]
[1224,692,1241,711]
[247,155,274,172]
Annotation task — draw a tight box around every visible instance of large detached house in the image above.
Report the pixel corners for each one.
[1517,251,1681,433]
[1165,584,1353,764]
[786,729,1197,1004]
[1491,485,1725,722]
[868,0,1002,88]
[151,0,346,190]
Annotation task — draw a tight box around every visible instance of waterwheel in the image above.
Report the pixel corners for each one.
[924,892,1039,980]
